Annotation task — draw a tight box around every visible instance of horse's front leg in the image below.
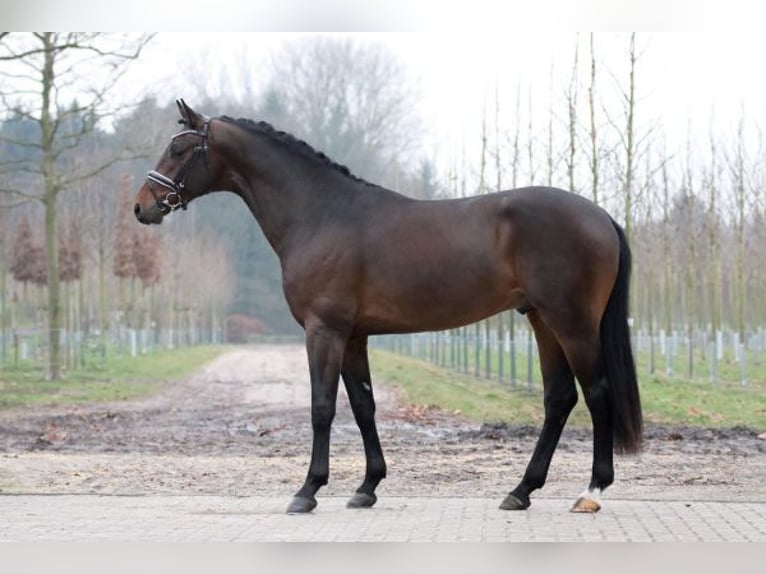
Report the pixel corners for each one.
[286,324,346,514]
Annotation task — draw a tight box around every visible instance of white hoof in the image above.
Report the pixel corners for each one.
[571,488,602,513]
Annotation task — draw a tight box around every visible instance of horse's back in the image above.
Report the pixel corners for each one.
[284,185,620,335]
[351,187,615,332]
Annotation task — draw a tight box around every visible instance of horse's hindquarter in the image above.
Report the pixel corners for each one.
[501,188,621,324]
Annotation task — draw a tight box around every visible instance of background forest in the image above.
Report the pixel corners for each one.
[1,33,765,383]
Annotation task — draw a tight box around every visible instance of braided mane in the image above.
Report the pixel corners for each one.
[219,116,376,187]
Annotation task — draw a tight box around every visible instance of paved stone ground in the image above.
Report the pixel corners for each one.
[2,348,764,543]
[1,494,765,542]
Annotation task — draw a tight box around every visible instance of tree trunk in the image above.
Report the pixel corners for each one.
[623,32,637,242]
[41,32,62,380]
[661,160,673,337]
[707,125,722,338]
[0,208,6,363]
[588,33,600,205]
[99,242,108,359]
[647,267,656,375]
[546,63,555,187]
[527,85,535,185]
[566,36,579,193]
[43,195,62,379]
[77,275,85,367]
[494,82,505,382]
[733,112,747,341]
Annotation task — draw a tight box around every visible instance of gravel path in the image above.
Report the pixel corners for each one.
[1,345,765,505]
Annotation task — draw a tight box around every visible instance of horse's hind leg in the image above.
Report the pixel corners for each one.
[341,336,387,508]
[500,310,578,510]
[560,334,614,513]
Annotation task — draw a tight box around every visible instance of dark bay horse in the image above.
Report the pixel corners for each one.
[134,100,642,514]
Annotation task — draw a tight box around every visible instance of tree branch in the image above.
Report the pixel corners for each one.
[58,151,147,189]
[0,186,42,202]
[0,134,43,150]
[0,157,41,171]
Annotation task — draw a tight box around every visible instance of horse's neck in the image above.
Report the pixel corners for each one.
[216,127,353,257]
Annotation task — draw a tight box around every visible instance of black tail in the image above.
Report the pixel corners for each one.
[601,220,643,454]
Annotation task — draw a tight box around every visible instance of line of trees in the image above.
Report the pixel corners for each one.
[1,33,765,381]
[0,34,436,377]
[452,33,766,377]
[0,33,153,378]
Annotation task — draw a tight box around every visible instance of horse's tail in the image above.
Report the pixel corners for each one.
[601,219,643,454]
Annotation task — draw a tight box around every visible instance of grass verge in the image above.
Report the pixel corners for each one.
[0,345,227,409]
[370,349,766,429]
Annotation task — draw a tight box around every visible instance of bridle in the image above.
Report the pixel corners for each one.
[145,120,210,214]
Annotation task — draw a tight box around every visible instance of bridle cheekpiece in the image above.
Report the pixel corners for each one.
[146,119,210,215]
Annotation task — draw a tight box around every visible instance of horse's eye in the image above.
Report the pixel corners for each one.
[169,141,183,157]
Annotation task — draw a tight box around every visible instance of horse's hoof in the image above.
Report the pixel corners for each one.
[286,496,317,514]
[347,492,377,509]
[570,496,601,513]
[499,493,530,511]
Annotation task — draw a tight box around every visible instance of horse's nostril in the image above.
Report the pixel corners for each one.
[134,203,146,223]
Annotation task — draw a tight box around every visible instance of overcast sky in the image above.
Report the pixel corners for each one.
[116,31,766,174]
[4,1,766,183]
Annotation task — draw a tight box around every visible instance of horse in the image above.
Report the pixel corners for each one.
[134,99,642,514]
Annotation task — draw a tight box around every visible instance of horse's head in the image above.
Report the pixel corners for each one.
[134,99,215,225]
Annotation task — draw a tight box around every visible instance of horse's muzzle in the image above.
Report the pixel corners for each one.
[134,202,163,225]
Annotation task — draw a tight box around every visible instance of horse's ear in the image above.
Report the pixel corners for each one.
[176,98,206,129]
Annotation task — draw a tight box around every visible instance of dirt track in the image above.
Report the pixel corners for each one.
[1,345,765,503]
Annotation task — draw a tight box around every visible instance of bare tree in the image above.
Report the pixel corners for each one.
[565,36,579,193]
[638,146,658,373]
[0,207,6,361]
[587,33,600,205]
[603,33,654,240]
[726,108,751,341]
[654,140,672,346]
[510,83,522,190]
[507,83,523,385]
[546,63,555,187]
[493,81,507,381]
[681,130,698,377]
[527,86,536,185]
[0,32,152,378]
[264,36,421,182]
[704,110,723,336]
[622,33,638,240]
